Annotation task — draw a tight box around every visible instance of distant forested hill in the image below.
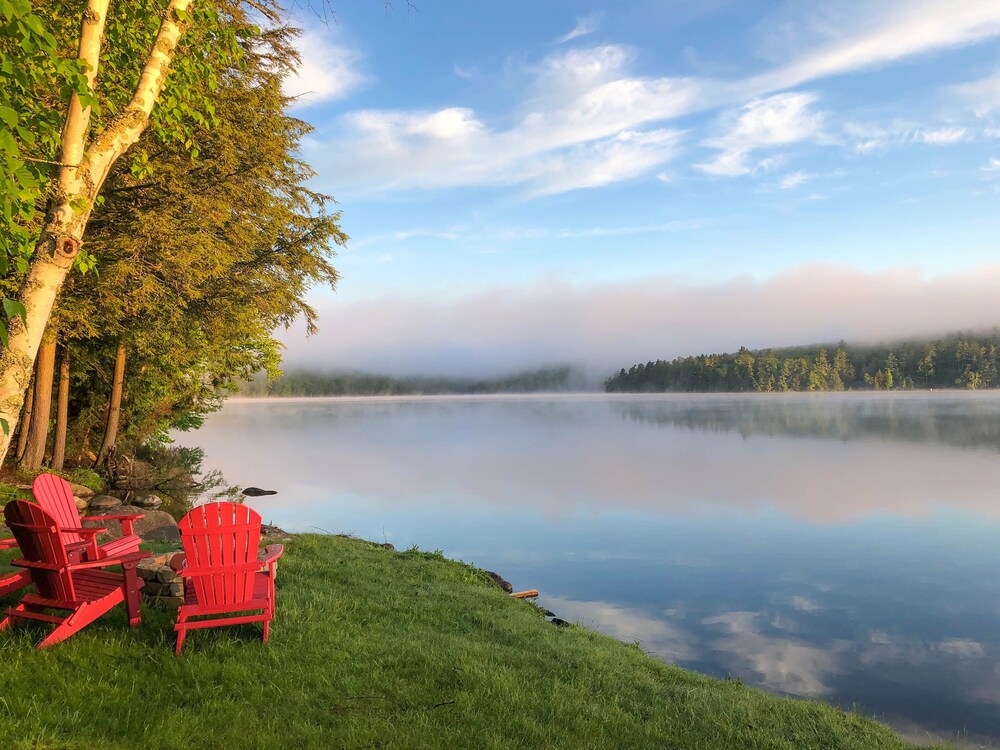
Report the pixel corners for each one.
[605,331,1000,393]
[241,366,586,397]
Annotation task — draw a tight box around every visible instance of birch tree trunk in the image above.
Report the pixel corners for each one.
[51,348,70,471]
[19,334,56,469]
[0,0,194,466]
[95,343,126,467]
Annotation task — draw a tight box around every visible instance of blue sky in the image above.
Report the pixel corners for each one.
[277,0,1000,376]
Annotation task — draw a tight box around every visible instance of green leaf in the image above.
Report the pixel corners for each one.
[3,297,25,324]
[0,105,16,127]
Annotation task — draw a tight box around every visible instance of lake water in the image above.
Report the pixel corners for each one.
[175,392,1000,747]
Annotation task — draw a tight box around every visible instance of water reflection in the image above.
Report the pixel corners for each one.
[176,393,1000,745]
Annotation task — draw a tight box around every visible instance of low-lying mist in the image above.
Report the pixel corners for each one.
[279,263,1000,380]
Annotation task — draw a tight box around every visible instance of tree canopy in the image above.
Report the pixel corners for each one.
[2,1,343,466]
[605,332,1000,393]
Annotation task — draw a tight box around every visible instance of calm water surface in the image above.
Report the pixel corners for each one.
[176,393,1000,746]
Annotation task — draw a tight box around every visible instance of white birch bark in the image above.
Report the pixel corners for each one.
[0,0,194,465]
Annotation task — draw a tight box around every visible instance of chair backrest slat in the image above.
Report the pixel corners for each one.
[178,502,262,607]
[32,474,84,547]
[4,500,74,602]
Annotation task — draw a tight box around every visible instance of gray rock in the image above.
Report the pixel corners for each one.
[84,507,179,542]
[143,525,181,544]
[68,482,96,498]
[484,570,513,594]
[88,494,122,511]
[131,491,162,510]
[242,487,277,497]
[550,618,571,628]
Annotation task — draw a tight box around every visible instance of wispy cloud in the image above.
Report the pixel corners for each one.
[846,121,973,152]
[309,45,698,195]
[695,93,826,176]
[953,68,1000,116]
[283,30,368,106]
[306,1,1000,195]
[750,0,1000,91]
[557,13,603,44]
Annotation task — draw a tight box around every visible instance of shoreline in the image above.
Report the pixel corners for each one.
[226,389,1000,404]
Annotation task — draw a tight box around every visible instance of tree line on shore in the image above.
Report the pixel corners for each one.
[0,2,341,472]
[240,366,582,397]
[605,331,1000,393]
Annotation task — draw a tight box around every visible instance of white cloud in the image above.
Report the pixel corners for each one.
[774,171,813,189]
[952,68,1000,116]
[845,121,973,152]
[283,30,368,105]
[309,1,1000,195]
[914,126,970,145]
[984,157,1000,172]
[557,13,602,44]
[695,93,826,176]
[313,45,700,195]
[751,0,1000,91]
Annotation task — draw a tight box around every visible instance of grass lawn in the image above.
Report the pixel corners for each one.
[0,534,947,750]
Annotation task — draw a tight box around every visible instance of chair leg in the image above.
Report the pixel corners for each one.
[175,613,188,655]
[122,561,143,628]
[0,603,27,631]
[36,600,114,649]
[263,617,270,643]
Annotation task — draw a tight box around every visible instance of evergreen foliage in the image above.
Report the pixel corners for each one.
[2,4,342,462]
[605,331,1000,393]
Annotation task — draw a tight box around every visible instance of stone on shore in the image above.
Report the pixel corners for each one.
[83,506,179,543]
[88,494,122,511]
[484,570,513,593]
[131,491,162,509]
[68,482,96,498]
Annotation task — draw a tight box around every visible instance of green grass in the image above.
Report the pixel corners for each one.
[0,535,947,750]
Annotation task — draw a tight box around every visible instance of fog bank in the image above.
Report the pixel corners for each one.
[280,263,1000,379]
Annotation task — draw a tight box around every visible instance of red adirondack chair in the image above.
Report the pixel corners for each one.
[171,502,283,654]
[0,500,150,648]
[32,473,143,562]
[0,537,30,597]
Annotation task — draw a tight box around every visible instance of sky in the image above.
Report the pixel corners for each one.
[276,0,1000,378]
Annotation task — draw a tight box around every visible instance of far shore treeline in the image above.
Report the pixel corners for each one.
[240,366,583,397]
[605,331,1000,393]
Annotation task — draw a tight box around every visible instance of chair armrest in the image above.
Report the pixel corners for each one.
[84,513,142,537]
[10,557,65,571]
[63,527,105,559]
[69,550,152,570]
[0,537,17,550]
[260,544,284,567]
[62,526,106,536]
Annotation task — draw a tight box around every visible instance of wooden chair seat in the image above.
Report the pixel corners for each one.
[180,571,271,612]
